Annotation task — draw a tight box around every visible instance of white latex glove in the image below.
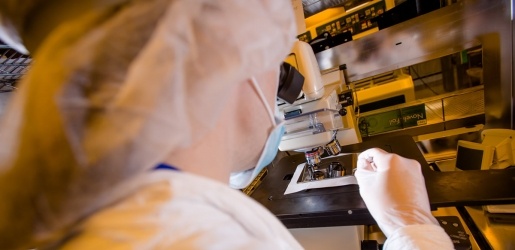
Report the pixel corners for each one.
[355,148,439,238]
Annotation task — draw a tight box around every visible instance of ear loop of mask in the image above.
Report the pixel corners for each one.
[250,77,276,126]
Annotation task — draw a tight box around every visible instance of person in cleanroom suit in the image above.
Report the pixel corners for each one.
[0,0,453,249]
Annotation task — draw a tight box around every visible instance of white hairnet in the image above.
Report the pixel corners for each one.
[0,0,295,247]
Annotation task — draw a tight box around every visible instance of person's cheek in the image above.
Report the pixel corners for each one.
[229,80,269,172]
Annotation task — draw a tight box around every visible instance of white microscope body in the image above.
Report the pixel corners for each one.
[279,40,362,154]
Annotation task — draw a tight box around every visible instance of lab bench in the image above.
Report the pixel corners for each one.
[250,135,515,248]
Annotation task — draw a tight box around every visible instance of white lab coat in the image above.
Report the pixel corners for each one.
[59,170,303,249]
[58,170,453,250]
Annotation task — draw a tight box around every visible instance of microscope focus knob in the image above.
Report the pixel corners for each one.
[345,97,353,106]
[339,108,347,116]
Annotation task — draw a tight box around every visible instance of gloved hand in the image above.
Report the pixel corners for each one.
[355,148,438,238]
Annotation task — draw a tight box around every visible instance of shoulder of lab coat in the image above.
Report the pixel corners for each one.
[383,224,454,250]
[59,171,304,250]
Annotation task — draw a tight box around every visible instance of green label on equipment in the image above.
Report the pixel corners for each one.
[358,110,402,136]
[359,104,427,137]
[401,104,427,128]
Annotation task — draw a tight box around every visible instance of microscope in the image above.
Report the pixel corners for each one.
[277,40,361,189]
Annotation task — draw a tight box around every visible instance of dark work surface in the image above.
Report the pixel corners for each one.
[251,135,515,228]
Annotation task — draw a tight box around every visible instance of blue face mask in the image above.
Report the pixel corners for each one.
[229,78,285,189]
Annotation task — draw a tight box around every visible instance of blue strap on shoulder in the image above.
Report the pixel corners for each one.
[154,163,180,171]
